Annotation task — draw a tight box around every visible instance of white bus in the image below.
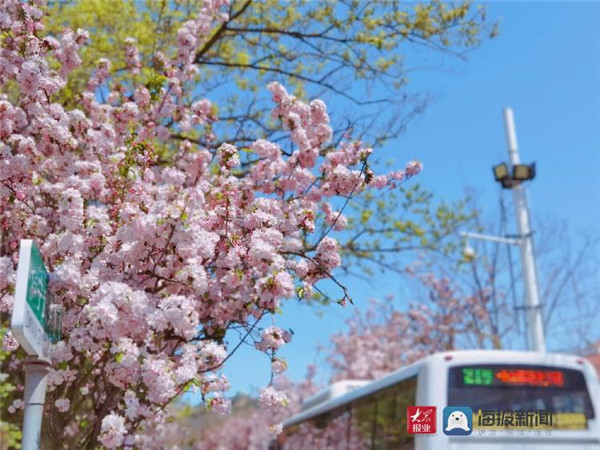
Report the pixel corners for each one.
[275,350,600,450]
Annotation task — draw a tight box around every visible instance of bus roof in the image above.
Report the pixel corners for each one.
[282,350,597,429]
[300,380,370,412]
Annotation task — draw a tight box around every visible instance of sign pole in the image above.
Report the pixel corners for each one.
[22,357,51,450]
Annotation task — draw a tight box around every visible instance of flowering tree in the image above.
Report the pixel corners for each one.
[326,274,499,382]
[0,0,429,447]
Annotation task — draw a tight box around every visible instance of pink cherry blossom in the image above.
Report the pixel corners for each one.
[124,37,141,74]
[2,330,18,352]
[99,413,127,448]
[8,399,24,414]
[315,237,341,270]
[256,327,292,352]
[55,398,70,413]
[405,159,423,176]
[271,358,288,375]
[259,386,288,409]
[207,394,232,416]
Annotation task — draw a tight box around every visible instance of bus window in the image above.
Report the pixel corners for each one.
[350,398,377,448]
[347,377,416,449]
[283,407,352,449]
[372,377,416,449]
[448,365,595,429]
[392,377,416,449]
[373,391,396,448]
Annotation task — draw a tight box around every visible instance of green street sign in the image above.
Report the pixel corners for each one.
[26,243,48,327]
[11,240,50,358]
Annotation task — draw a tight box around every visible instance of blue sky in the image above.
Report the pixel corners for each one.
[190,1,600,401]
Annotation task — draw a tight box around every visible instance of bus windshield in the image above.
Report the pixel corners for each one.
[448,364,595,429]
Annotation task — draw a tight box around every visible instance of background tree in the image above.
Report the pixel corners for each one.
[447,192,600,353]
[334,188,600,356]
[45,0,496,145]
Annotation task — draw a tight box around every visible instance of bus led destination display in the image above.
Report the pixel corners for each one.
[462,366,565,388]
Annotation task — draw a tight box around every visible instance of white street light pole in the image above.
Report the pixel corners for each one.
[503,108,546,353]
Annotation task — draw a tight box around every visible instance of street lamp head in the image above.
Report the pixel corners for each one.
[462,239,475,262]
[493,161,536,188]
[513,162,536,181]
[492,163,510,182]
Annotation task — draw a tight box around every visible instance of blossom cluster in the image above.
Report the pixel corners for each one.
[258,386,288,409]
[255,327,292,353]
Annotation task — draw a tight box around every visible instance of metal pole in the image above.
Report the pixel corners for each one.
[503,108,546,353]
[22,357,50,450]
[460,231,521,246]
